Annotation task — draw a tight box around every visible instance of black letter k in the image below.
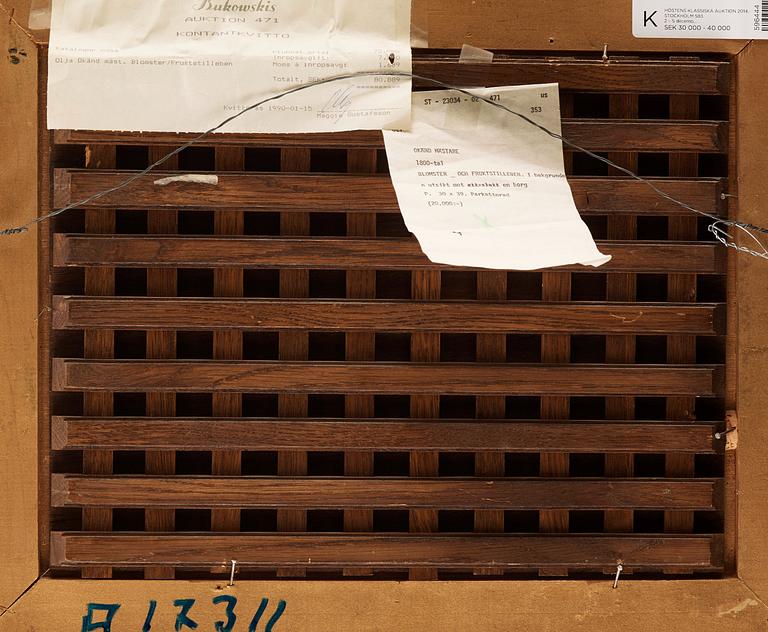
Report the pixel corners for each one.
[644,10,658,27]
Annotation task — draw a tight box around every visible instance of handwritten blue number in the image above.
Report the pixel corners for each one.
[248,598,286,631]
[173,599,199,631]
[141,600,157,631]
[265,600,287,632]
[248,598,270,632]
[213,595,238,632]
[81,603,120,632]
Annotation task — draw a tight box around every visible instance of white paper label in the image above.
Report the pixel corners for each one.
[47,0,412,132]
[633,0,768,38]
[382,84,610,271]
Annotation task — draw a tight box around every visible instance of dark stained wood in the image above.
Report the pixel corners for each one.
[409,270,441,580]
[52,297,724,335]
[53,235,726,274]
[52,360,722,396]
[343,148,378,576]
[81,144,115,580]
[50,533,723,570]
[54,170,725,216]
[665,94,701,542]
[276,146,311,578]
[52,418,720,454]
[211,146,245,536]
[49,120,726,152]
[43,59,726,118]
[411,56,729,95]
[539,271,571,575]
[604,93,639,536]
[475,270,507,575]
[44,56,731,579]
[52,476,719,511]
[144,146,178,580]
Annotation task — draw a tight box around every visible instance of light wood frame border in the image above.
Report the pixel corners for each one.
[2,2,767,629]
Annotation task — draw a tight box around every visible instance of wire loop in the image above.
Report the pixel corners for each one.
[3,69,766,259]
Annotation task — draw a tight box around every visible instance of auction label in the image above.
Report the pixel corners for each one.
[633,0,768,38]
[382,84,610,270]
[47,0,412,133]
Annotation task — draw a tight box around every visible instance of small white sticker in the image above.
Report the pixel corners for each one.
[633,0,768,38]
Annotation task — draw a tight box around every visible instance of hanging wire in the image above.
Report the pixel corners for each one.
[2,69,765,257]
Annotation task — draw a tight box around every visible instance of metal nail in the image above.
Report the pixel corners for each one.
[613,563,623,589]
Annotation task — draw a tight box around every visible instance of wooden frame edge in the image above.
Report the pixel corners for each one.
[1,578,767,631]
[734,40,768,604]
[0,14,40,612]
[2,4,767,628]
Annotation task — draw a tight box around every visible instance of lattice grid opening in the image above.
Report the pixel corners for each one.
[43,51,733,580]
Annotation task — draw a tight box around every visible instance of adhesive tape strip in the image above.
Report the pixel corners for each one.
[459,44,494,63]
[410,2,429,48]
[28,0,52,30]
[411,23,429,48]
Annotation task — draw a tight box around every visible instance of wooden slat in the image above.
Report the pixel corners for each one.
[50,533,723,570]
[276,146,310,578]
[49,120,726,152]
[45,59,728,114]
[211,146,245,536]
[52,360,722,396]
[52,297,723,336]
[52,418,720,454]
[343,147,378,576]
[52,476,719,511]
[604,93,639,536]
[53,170,725,216]
[53,236,725,274]
[539,271,572,574]
[474,270,507,575]
[143,146,178,580]
[412,57,729,94]
[665,94,702,542]
[563,120,725,153]
[81,144,116,580]
[409,269,441,580]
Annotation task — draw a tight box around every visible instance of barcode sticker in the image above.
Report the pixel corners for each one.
[633,0,768,38]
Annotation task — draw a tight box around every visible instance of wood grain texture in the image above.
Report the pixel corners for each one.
[81,144,115,580]
[410,56,729,94]
[52,476,719,510]
[539,271,571,575]
[53,235,726,273]
[41,55,732,580]
[41,57,727,109]
[54,170,726,216]
[665,94,701,542]
[343,148,378,576]
[475,270,507,575]
[52,360,722,396]
[52,418,720,453]
[409,270,441,580]
[144,146,178,580]
[49,120,726,152]
[50,533,722,571]
[276,147,311,578]
[210,146,246,538]
[0,18,40,606]
[604,93,639,535]
[52,297,724,335]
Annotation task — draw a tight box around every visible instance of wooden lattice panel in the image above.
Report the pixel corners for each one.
[45,52,731,579]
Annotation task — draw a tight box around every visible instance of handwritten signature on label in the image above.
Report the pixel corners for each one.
[80,596,286,632]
